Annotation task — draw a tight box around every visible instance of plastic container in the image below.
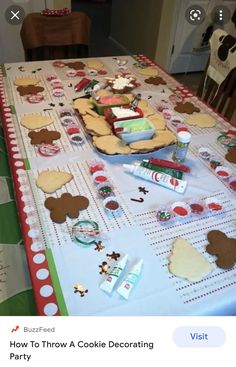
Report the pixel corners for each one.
[114,118,155,144]
[72,220,100,247]
[92,95,130,115]
[215,166,232,180]
[189,200,205,215]
[198,147,213,160]
[89,160,104,174]
[162,109,173,120]
[97,182,114,198]
[104,106,143,125]
[156,207,173,222]
[92,170,109,184]
[171,201,191,218]
[172,131,191,163]
[103,197,121,216]
[205,197,223,212]
[229,177,236,191]
[170,115,184,126]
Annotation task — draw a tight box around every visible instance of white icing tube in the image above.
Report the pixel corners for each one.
[123,164,187,193]
[117,259,143,300]
[100,255,128,294]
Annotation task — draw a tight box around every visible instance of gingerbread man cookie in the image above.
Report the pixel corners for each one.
[225,148,236,164]
[144,76,166,85]
[99,261,110,274]
[66,61,85,70]
[106,251,120,261]
[17,85,44,96]
[74,284,88,297]
[28,129,61,145]
[206,230,236,269]
[44,193,89,223]
[174,102,200,114]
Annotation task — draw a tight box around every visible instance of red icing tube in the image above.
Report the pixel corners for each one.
[147,158,190,172]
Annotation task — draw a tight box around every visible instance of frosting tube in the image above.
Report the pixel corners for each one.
[100,255,128,294]
[123,164,187,194]
[117,259,143,300]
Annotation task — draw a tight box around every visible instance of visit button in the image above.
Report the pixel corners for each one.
[173,327,225,348]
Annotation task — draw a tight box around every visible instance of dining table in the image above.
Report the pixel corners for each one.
[0,54,236,316]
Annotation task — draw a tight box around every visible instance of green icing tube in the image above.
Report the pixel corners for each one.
[140,160,183,179]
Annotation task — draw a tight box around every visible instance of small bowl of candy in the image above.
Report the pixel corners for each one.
[205,197,223,212]
[229,176,236,191]
[103,196,122,216]
[114,117,155,144]
[215,166,232,180]
[198,147,213,160]
[156,207,173,222]
[97,182,114,198]
[188,200,206,215]
[171,201,191,218]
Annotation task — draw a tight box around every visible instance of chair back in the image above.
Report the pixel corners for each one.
[197,29,236,122]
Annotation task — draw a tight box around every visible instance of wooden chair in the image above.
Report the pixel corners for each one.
[20,12,91,61]
[196,29,236,124]
[197,64,236,122]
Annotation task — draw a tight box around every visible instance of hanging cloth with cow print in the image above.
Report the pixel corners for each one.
[205,28,236,100]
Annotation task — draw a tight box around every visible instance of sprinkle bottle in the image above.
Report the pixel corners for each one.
[172,131,191,163]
